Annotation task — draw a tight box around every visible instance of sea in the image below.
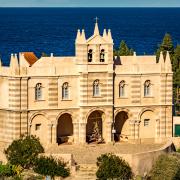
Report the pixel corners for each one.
[0,7,180,66]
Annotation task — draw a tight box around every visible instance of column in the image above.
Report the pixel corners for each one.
[79,123,86,144]
[73,123,79,144]
[156,119,160,138]
[135,121,140,139]
[28,123,32,136]
[105,122,112,143]
[129,120,135,139]
[51,123,57,144]
[47,124,52,144]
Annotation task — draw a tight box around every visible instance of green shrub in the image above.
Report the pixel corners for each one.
[4,135,44,169]
[0,164,23,179]
[0,164,15,177]
[149,154,180,180]
[33,156,70,179]
[96,153,133,180]
[177,148,180,153]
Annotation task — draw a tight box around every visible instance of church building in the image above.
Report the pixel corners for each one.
[0,22,173,145]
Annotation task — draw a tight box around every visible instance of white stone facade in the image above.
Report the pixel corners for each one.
[0,22,173,145]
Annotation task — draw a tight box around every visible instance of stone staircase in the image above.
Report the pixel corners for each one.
[66,164,97,180]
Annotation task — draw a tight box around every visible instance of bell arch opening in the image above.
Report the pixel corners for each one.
[57,113,73,145]
[114,111,129,142]
[86,110,104,144]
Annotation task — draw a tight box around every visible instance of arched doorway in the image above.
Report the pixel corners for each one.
[31,114,48,145]
[86,110,104,143]
[114,111,129,142]
[57,113,73,144]
[139,110,156,139]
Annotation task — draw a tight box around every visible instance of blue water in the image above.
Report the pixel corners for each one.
[0,8,180,66]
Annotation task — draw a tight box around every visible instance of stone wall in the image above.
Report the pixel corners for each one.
[116,141,174,176]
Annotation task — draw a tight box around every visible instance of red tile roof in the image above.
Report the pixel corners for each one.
[22,52,38,66]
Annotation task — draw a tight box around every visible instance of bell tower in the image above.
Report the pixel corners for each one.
[75,20,114,65]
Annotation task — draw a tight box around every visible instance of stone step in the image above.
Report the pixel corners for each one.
[65,176,96,180]
[79,164,97,169]
[75,172,96,177]
[79,168,97,172]
[74,176,97,180]
[74,164,97,180]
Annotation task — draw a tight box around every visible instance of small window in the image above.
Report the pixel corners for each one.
[35,83,42,100]
[100,49,105,62]
[144,119,150,127]
[93,80,100,96]
[144,80,151,97]
[62,82,69,100]
[35,124,41,130]
[119,80,125,97]
[88,49,93,62]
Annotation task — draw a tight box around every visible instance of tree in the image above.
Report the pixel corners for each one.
[114,40,134,56]
[173,45,180,87]
[156,34,180,115]
[33,156,70,179]
[96,153,133,180]
[173,45,180,71]
[149,154,180,180]
[119,40,130,56]
[156,33,174,61]
[41,52,49,57]
[4,135,44,169]
[172,45,180,114]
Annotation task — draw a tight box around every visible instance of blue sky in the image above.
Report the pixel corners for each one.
[0,0,180,7]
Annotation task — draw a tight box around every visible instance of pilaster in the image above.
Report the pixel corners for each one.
[73,123,79,144]
[79,123,86,144]
[52,123,57,144]
[105,122,112,143]
[135,121,140,139]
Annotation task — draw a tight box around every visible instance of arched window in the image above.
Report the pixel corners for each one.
[93,80,100,96]
[119,80,125,97]
[144,80,151,97]
[62,82,69,100]
[100,49,105,62]
[35,83,42,100]
[88,49,93,62]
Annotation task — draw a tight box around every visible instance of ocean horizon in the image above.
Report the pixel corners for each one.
[0,7,180,65]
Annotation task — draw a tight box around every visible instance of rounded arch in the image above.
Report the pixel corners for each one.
[115,108,132,119]
[30,113,49,145]
[114,111,130,142]
[57,112,73,145]
[29,111,50,125]
[86,108,106,123]
[56,110,74,124]
[86,109,105,143]
[139,109,156,139]
[138,107,159,120]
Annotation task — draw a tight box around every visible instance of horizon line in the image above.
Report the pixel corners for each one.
[0,6,180,8]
